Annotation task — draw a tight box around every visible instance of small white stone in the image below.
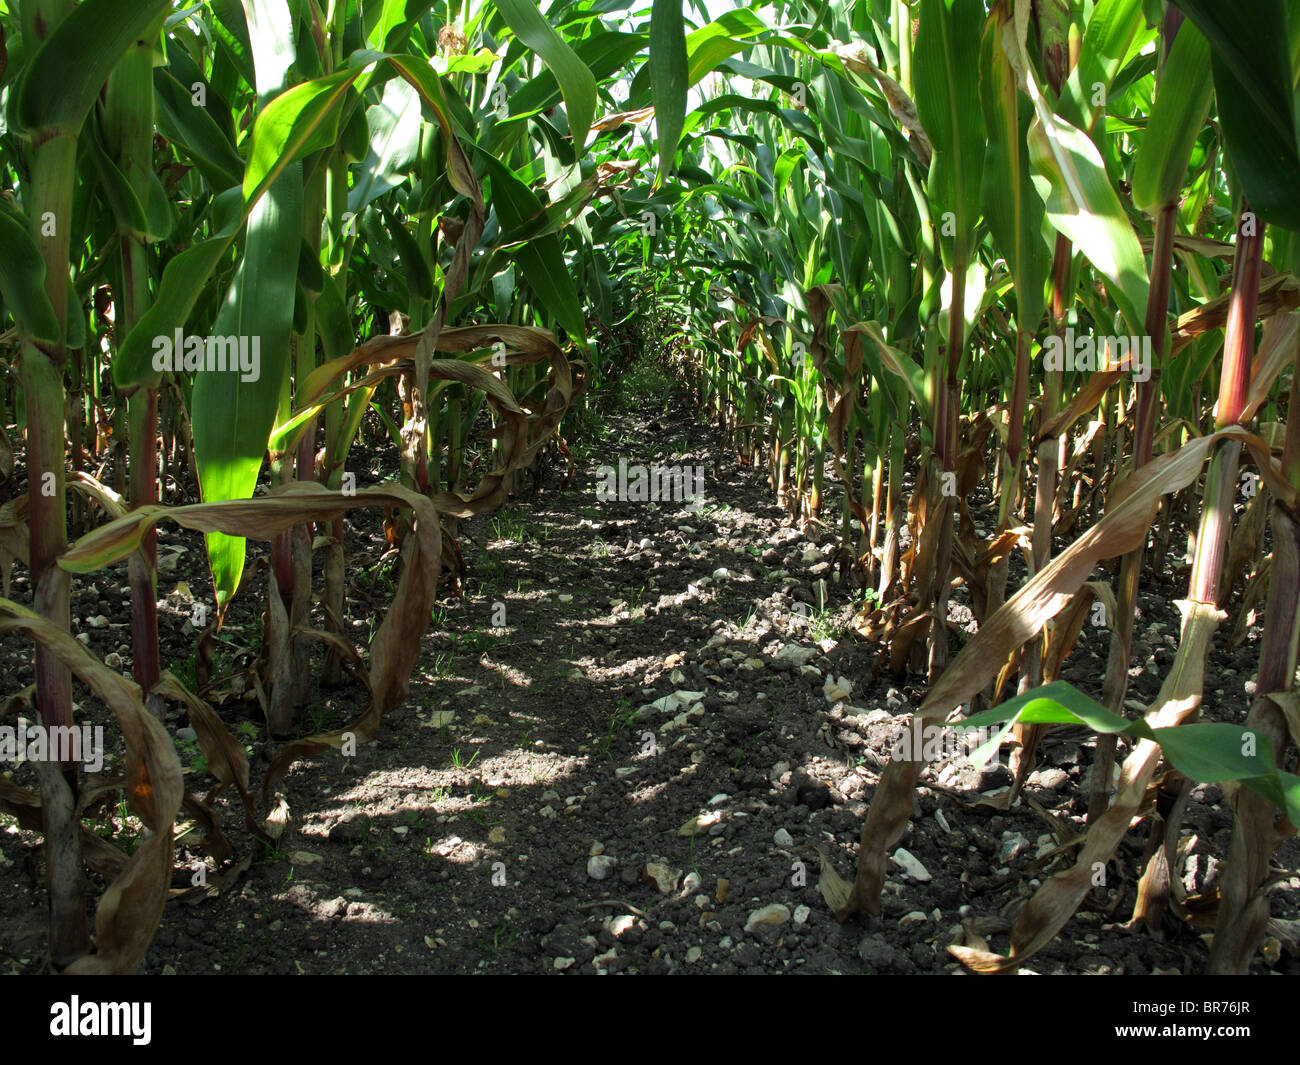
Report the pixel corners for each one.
[587,855,617,880]
[999,832,1029,864]
[744,903,791,932]
[890,847,931,882]
[642,862,681,894]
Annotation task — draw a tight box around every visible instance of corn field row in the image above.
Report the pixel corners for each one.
[0,0,1296,977]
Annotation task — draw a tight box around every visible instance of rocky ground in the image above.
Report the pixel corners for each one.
[2,374,1299,975]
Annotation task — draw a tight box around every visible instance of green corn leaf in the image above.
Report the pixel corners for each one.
[515,233,585,341]
[242,0,295,107]
[193,165,304,610]
[494,0,597,153]
[650,0,689,187]
[952,259,987,347]
[960,681,1127,766]
[87,137,150,237]
[193,0,303,611]
[1170,0,1292,148]
[1131,18,1213,214]
[1150,724,1277,785]
[1002,17,1148,331]
[371,0,436,51]
[1171,0,1300,231]
[913,0,985,269]
[117,32,367,390]
[685,12,772,87]
[1025,107,1148,331]
[242,69,361,206]
[113,189,245,390]
[16,0,170,135]
[64,283,86,352]
[1060,0,1150,133]
[348,76,424,217]
[145,173,175,242]
[153,67,244,192]
[380,203,433,303]
[980,1,1049,331]
[209,0,254,85]
[846,322,928,416]
[958,683,1299,822]
[315,272,353,363]
[506,30,646,123]
[483,155,586,340]
[0,210,59,343]
[626,17,755,105]
[1237,771,1300,828]
[387,56,483,206]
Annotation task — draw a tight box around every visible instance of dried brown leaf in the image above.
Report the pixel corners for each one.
[0,600,182,975]
[952,601,1223,972]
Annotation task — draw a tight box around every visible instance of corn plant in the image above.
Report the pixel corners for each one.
[1,0,1297,978]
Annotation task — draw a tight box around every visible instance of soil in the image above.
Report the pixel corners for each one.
[2,386,1299,975]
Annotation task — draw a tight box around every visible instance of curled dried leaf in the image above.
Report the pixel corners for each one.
[0,599,182,975]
